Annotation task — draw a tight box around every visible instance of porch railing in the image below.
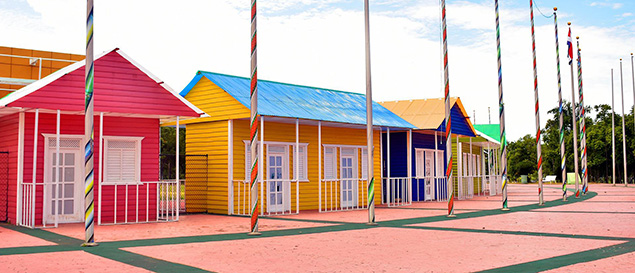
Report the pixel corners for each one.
[382,177,411,207]
[98,180,180,225]
[319,179,368,212]
[17,181,41,228]
[231,179,300,216]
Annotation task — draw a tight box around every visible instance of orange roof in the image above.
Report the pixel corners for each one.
[379,97,476,135]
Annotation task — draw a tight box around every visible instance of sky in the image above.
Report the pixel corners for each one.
[1,0,634,141]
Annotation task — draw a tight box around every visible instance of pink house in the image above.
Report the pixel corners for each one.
[0,48,203,227]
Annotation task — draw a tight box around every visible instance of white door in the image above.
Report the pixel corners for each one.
[45,137,83,223]
[424,150,435,200]
[267,146,289,213]
[340,148,358,208]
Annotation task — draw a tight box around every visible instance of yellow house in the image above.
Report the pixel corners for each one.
[179,71,415,215]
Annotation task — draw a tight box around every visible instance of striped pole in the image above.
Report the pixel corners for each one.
[576,38,588,194]
[82,0,97,247]
[553,8,567,201]
[620,59,628,187]
[495,0,509,211]
[442,0,454,217]
[248,0,260,235]
[611,69,616,186]
[632,53,634,136]
[363,0,376,225]
[567,23,580,198]
[530,0,543,205]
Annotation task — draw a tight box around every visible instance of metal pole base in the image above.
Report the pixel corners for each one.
[81,242,99,247]
[366,222,378,226]
[538,202,544,206]
[501,208,510,211]
[447,214,456,218]
[247,232,262,236]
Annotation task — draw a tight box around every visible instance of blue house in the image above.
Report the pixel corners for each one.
[379,98,476,204]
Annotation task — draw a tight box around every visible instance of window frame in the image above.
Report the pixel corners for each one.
[102,136,144,185]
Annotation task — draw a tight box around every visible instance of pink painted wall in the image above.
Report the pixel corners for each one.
[8,50,198,117]
[8,112,159,225]
[0,113,19,223]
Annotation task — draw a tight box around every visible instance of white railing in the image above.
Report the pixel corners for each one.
[98,180,180,225]
[18,181,41,228]
[483,175,501,196]
[231,179,300,216]
[382,177,411,207]
[320,179,368,212]
[412,176,448,202]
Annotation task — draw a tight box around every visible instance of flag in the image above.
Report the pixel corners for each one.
[567,27,573,64]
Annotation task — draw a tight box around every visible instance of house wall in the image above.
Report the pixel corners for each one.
[16,112,159,226]
[184,77,250,122]
[186,118,382,214]
[453,140,483,195]
[0,113,19,223]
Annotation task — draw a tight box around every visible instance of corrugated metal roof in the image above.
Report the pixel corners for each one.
[473,124,501,142]
[379,98,476,137]
[181,71,415,128]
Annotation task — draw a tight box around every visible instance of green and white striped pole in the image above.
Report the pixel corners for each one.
[495,0,509,211]
[363,0,376,225]
[553,7,567,201]
[82,0,97,247]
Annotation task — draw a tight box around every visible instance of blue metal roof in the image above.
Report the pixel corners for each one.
[181,71,416,128]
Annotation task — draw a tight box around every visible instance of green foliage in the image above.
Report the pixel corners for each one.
[161,127,186,155]
[507,100,635,183]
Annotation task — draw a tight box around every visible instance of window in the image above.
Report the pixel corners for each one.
[324,147,337,180]
[297,146,308,181]
[103,136,143,184]
[244,142,307,182]
[415,149,425,178]
[361,148,368,179]
[244,143,259,182]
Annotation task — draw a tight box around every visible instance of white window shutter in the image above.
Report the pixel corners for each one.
[361,148,368,179]
[324,147,335,179]
[245,144,251,182]
[298,146,306,180]
[416,150,424,177]
[105,138,140,183]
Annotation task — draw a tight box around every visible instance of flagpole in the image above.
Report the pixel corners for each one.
[620,59,628,187]
[529,0,543,205]
[553,8,567,201]
[567,22,580,198]
[81,0,97,247]
[576,37,588,194]
[248,0,261,235]
[495,0,509,211]
[631,53,634,135]
[442,0,455,217]
[611,69,616,186]
[363,0,376,225]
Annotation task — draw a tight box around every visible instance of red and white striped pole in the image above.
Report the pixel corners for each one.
[529,0,543,205]
[248,0,260,235]
[576,37,588,194]
[442,0,454,217]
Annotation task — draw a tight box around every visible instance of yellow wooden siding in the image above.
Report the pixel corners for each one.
[452,142,483,195]
[231,119,381,212]
[186,120,229,214]
[184,77,250,122]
